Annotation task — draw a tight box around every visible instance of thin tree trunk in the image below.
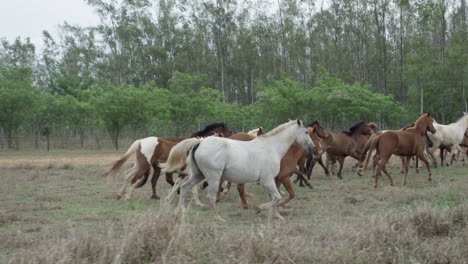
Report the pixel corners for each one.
[419,80,424,114]
[46,134,50,152]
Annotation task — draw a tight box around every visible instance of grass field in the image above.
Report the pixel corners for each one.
[0,151,467,263]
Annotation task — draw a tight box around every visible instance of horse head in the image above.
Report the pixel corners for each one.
[307,120,329,139]
[294,119,316,154]
[367,122,380,133]
[423,113,436,134]
[307,127,324,155]
[344,121,372,136]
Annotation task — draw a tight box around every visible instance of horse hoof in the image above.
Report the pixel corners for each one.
[307,185,314,189]
[151,196,160,200]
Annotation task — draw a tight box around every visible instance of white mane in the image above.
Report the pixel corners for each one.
[259,120,298,138]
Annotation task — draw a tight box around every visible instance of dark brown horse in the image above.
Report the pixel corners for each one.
[107,122,232,200]
[362,113,436,188]
[306,121,373,179]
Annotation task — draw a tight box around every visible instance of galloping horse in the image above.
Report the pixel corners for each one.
[306,121,373,179]
[161,120,315,221]
[361,113,436,188]
[426,113,468,167]
[106,122,231,200]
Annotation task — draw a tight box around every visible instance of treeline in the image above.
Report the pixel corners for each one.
[0,0,466,151]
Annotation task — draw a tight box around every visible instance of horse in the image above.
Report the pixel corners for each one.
[361,113,436,188]
[161,120,315,221]
[425,113,468,167]
[233,127,316,209]
[358,124,420,177]
[306,121,373,179]
[106,122,232,200]
[321,122,379,176]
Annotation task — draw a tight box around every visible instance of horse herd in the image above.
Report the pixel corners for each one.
[107,113,468,220]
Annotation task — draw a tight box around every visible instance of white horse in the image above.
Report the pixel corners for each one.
[161,120,315,221]
[426,113,468,166]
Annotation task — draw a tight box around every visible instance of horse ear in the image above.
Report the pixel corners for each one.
[426,112,431,117]
[297,119,302,126]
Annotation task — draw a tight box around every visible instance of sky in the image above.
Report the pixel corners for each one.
[0,0,99,49]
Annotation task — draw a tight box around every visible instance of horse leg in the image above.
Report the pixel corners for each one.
[317,157,330,176]
[150,165,161,199]
[178,170,204,208]
[166,175,185,203]
[205,178,224,222]
[116,165,138,200]
[416,152,432,182]
[278,175,295,207]
[440,147,445,167]
[425,146,437,167]
[125,166,149,200]
[165,172,175,186]
[374,155,390,188]
[259,181,283,220]
[415,157,420,174]
[399,156,405,174]
[382,164,394,186]
[337,158,345,179]
[191,182,206,207]
[403,156,411,186]
[237,184,248,209]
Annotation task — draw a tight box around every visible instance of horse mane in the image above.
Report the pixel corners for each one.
[306,120,319,127]
[260,120,297,138]
[456,114,468,124]
[342,121,365,136]
[190,122,227,137]
[401,123,415,131]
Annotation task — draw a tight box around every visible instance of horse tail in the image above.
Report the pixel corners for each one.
[361,134,381,174]
[359,135,374,164]
[160,138,201,173]
[107,139,141,182]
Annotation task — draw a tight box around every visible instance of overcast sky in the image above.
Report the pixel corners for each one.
[0,0,99,49]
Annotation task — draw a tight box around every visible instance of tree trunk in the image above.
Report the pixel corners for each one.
[419,80,424,114]
[7,128,13,149]
[46,134,50,152]
[80,128,84,149]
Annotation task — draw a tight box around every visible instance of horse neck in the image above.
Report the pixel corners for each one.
[413,117,429,136]
[261,126,298,158]
[457,115,468,130]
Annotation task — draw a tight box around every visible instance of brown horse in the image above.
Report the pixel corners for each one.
[362,113,436,188]
[323,122,380,176]
[358,123,423,177]
[306,121,373,179]
[107,122,232,200]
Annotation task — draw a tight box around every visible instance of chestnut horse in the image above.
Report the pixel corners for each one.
[106,122,231,200]
[306,121,373,179]
[362,113,436,188]
[358,123,432,177]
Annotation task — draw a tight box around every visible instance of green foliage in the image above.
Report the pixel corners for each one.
[0,67,37,148]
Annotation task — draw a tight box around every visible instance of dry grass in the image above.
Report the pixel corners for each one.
[0,151,467,263]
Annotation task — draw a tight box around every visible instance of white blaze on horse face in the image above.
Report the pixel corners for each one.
[295,125,315,153]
